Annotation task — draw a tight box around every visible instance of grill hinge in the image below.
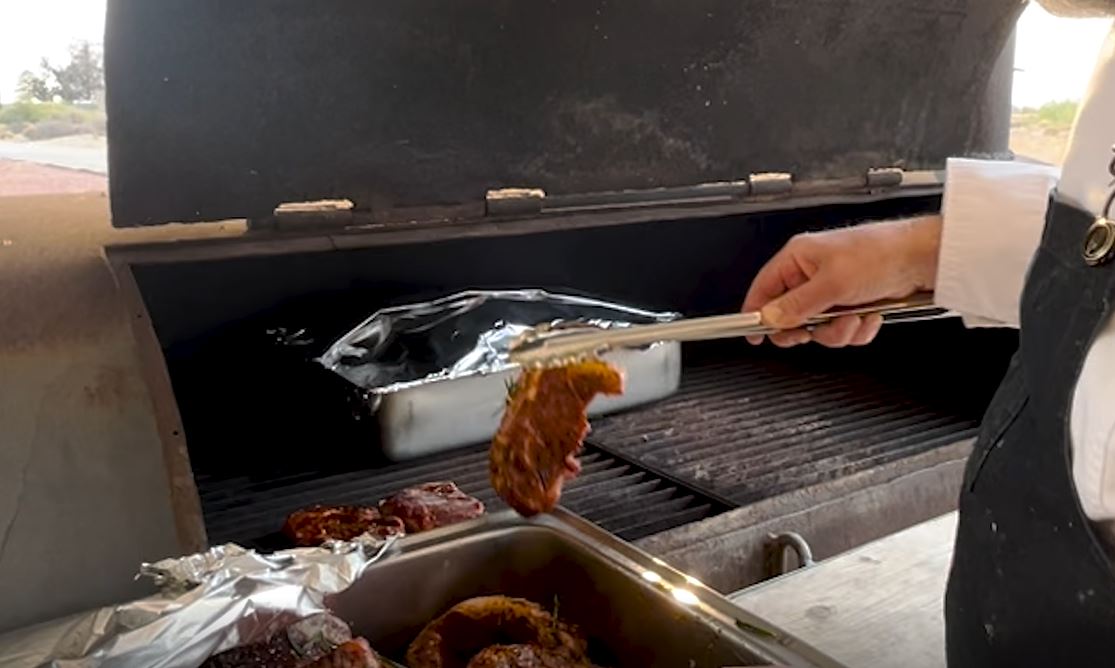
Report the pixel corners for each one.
[249,199,356,231]
[748,172,793,197]
[865,167,904,191]
[486,188,546,216]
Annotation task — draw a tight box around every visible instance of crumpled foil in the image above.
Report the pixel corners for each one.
[318,289,678,392]
[0,536,396,668]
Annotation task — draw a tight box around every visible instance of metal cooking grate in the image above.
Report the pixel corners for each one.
[193,325,1013,549]
[198,443,731,548]
[590,337,997,505]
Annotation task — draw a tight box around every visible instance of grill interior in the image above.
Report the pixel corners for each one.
[132,199,1018,550]
[201,444,731,548]
[188,318,1013,549]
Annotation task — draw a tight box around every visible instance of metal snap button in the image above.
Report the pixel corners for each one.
[1084,217,1115,266]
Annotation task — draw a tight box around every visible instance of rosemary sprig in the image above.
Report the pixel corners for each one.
[504,376,521,406]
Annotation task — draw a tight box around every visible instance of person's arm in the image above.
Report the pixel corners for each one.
[743,158,1060,347]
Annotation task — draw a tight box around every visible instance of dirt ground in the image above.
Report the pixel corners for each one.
[1009,122,1071,166]
[0,159,108,198]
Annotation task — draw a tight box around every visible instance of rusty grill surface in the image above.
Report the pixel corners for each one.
[194,323,1013,548]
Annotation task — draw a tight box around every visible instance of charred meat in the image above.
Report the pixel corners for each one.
[406,596,588,668]
[200,632,307,668]
[490,359,623,516]
[302,638,381,668]
[282,505,405,547]
[201,613,375,668]
[379,481,485,533]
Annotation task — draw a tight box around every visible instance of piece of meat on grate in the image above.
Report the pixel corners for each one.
[491,359,623,517]
[379,481,485,533]
[282,505,405,547]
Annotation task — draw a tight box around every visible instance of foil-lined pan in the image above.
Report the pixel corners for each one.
[0,537,395,668]
[0,511,846,668]
[318,290,683,460]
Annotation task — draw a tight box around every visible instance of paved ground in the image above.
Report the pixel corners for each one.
[0,160,108,197]
[0,136,108,175]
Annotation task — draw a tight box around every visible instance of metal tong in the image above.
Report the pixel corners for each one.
[509,291,950,366]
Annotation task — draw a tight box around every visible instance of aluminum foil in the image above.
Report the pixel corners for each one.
[0,536,396,668]
[318,289,679,392]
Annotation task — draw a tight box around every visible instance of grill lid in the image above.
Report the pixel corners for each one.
[105,0,1021,228]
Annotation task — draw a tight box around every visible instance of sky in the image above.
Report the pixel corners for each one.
[1013,4,1112,108]
[0,0,106,104]
[0,1,1111,107]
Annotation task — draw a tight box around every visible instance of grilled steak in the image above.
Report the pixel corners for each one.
[490,359,623,516]
[303,638,381,668]
[282,505,405,547]
[406,596,588,668]
[379,482,485,533]
[466,644,593,668]
[201,613,353,668]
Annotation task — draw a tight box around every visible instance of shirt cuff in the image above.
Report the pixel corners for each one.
[935,158,1061,328]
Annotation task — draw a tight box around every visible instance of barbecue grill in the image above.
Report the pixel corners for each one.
[103,0,1024,595]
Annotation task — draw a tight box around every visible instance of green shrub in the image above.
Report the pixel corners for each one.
[1034,100,1078,127]
[3,120,29,136]
[0,102,105,139]
[24,120,84,140]
[0,101,100,123]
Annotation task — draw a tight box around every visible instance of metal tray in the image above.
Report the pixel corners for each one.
[327,509,846,668]
[376,341,680,460]
[319,289,683,461]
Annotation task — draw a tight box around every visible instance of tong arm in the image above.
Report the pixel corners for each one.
[509,292,947,366]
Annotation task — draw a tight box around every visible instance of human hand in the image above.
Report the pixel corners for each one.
[742,216,942,348]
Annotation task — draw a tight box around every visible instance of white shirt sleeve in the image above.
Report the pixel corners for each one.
[935,157,1062,327]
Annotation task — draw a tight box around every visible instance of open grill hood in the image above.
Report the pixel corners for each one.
[105,0,1021,228]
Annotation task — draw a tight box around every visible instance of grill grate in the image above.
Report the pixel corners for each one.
[590,334,1002,505]
[193,324,1014,548]
[198,444,731,548]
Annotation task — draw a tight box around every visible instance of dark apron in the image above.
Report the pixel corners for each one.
[946,159,1115,665]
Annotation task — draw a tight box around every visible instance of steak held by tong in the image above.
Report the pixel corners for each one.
[379,481,485,533]
[282,505,405,547]
[490,359,623,516]
[202,613,381,668]
[407,596,589,668]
